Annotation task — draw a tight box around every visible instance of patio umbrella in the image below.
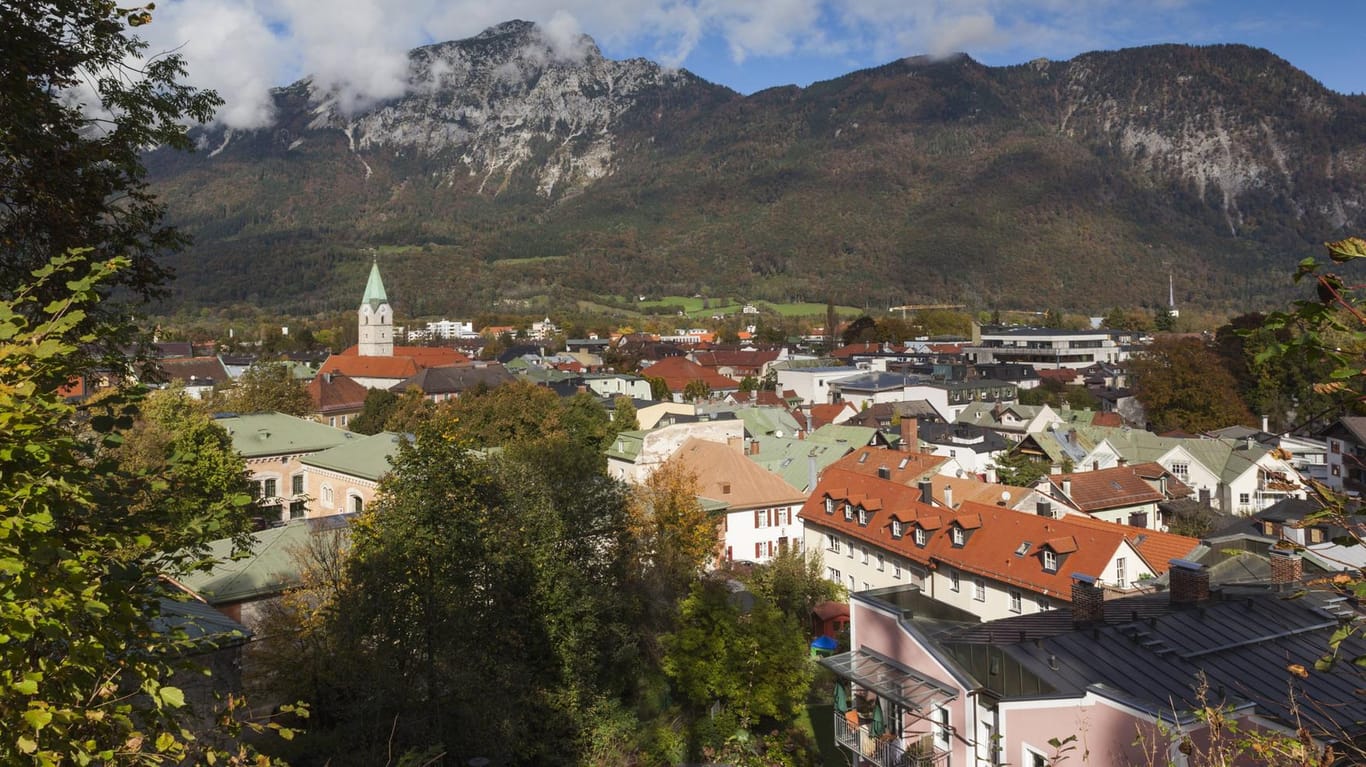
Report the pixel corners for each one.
[834,682,849,713]
[871,700,885,737]
[811,635,838,651]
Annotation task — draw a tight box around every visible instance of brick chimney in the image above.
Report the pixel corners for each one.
[1268,548,1303,588]
[749,439,761,455]
[1168,559,1210,606]
[900,417,918,453]
[1071,574,1105,626]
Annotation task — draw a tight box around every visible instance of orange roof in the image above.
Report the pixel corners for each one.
[828,445,947,485]
[810,402,857,428]
[667,438,806,509]
[799,470,1199,598]
[1049,462,1188,513]
[1091,412,1123,428]
[320,354,420,380]
[641,356,741,394]
[336,345,469,367]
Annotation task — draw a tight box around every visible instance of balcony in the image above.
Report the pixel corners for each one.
[833,714,949,767]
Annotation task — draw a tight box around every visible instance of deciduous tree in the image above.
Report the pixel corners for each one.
[1130,336,1253,433]
[224,361,313,416]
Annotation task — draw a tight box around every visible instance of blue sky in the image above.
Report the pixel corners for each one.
[143,0,1365,129]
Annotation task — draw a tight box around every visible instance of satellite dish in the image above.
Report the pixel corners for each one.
[1001,490,1011,503]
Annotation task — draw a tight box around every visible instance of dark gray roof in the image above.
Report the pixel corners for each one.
[917,422,1010,454]
[391,364,514,394]
[936,589,1366,739]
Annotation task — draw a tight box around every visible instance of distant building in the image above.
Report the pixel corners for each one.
[964,327,1126,370]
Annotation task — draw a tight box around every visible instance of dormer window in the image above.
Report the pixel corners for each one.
[825,497,835,514]
[914,528,928,547]
[843,503,854,521]
[951,526,965,547]
[891,520,903,539]
[857,509,869,527]
[1043,550,1058,572]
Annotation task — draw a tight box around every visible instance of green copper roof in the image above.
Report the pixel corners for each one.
[178,521,350,604]
[362,260,388,308]
[300,431,406,481]
[217,412,353,458]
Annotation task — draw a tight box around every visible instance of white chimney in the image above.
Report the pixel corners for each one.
[943,485,954,509]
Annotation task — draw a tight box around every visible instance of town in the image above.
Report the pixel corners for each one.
[67,257,1363,766]
[6,3,1366,767]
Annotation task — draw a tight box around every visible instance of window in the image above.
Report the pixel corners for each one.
[262,478,277,498]
[934,706,950,749]
[848,574,856,591]
[1043,550,1058,572]
[974,579,986,602]
[322,484,334,507]
[914,527,927,546]
[877,553,885,572]
[844,504,854,521]
[825,496,835,513]
[289,499,306,519]
[950,570,960,592]
[828,567,841,582]
[846,541,854,559]
[891,519,903,538]
[860,546,869,565]
[351,495,363,514]
[755,509,769,529]
[755,542,763,558]
[1238,493,1250,506]
[1309,527,1325,544]
[1009,590,1022,613]
[951,526,965,546]
[1170,461,1189,480]
[291,473,304,495]
[1026,747,1048,767]
[1037,597,1051,612]
[1331,440,1341,454]
[1115,557,1128,588]
[826,535,840,554]
[892,561,902,579]
[857,509,868,526]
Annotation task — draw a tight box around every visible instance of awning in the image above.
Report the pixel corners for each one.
[820,647,958,712]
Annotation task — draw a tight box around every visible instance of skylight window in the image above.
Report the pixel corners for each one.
[858,453,868,464]
[898,457,910,469]
[1014,542,1032,557]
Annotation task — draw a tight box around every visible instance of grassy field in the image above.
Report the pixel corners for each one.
[627,295,862,318]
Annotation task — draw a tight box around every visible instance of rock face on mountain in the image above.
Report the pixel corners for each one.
[149,23,1366,315]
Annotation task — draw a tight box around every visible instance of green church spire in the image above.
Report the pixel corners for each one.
[362,259,388,308]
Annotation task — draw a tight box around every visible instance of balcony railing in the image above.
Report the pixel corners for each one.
[833,714,949,767]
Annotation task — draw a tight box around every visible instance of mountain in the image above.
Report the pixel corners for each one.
[147,21,1366,317]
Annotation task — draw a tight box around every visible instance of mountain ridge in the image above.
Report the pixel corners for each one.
[147,24,1366,317]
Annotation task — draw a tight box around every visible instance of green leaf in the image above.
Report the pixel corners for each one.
[158,686,185,709]
[23,709,52,730]
[12,678,38,695]
[155,732,175,752]
[16,735,37,754]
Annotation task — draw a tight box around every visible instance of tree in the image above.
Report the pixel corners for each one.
[224,361,313,416]
[0,2,221,344]
[1130,337,1253,433]
[610,395,639,433]
[382,386,435,434]
[645,375,671,401]
[662,580,814,731]
[993,449,1049,487]
[746,548,843,628]
[628,460,715,626]
[0,254,290,765]
[682,379,711,402]
[111,386,255,553]
[349,388,397,435]
[272,417,642,765]
[1154,306,1177,332]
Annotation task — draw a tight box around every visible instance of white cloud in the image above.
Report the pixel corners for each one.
[131,0,1266,129]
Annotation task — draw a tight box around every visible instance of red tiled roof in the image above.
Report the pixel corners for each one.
[810,402,857,428]
[1091,412,1123,428]
[321,355,420,380]
[640,356,741,393]
[830,342,883,359]
[336,344,469,367]
[828,445,947,484]
[691,349,780,372]
[1038,368,1078,384]
[799,470,1200,599]
[1049,462,1189,513]
[158,356,229,385]
[307,372,369,413]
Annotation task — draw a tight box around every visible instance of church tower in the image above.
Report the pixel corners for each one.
[357,260,393,357]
